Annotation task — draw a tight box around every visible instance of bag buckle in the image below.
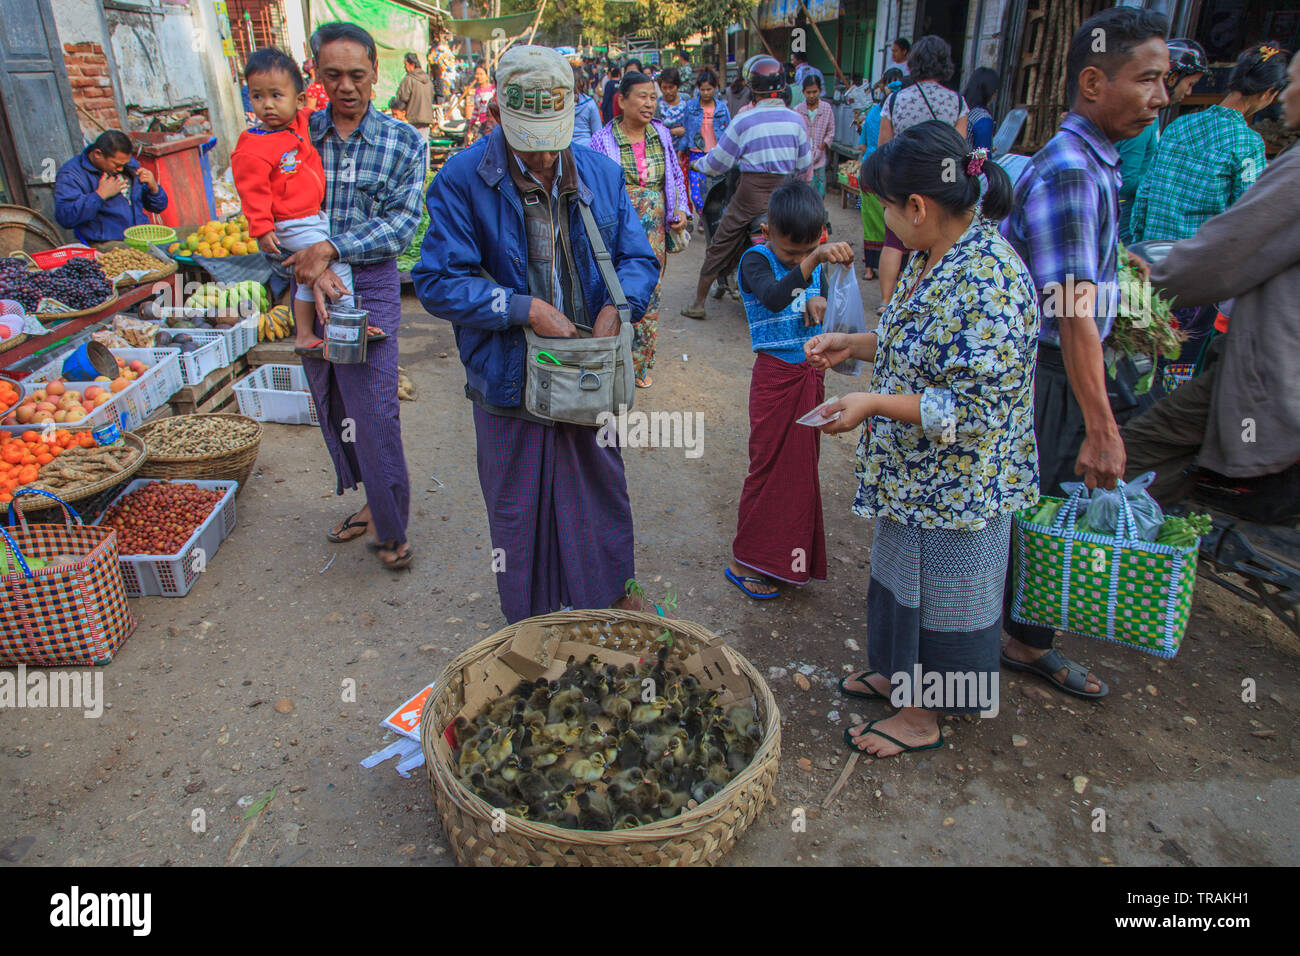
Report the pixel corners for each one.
[579,368,601,391]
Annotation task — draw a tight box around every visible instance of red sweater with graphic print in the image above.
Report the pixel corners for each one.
[230,108,326,238]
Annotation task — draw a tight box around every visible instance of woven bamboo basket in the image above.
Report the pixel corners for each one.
[421,609,781,867]
[13,433,147,516]
[134,413,262,493]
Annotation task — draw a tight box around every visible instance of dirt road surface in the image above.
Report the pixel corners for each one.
[2,197,1297,868]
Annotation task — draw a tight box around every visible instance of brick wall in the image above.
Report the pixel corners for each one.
[63,41,119,139]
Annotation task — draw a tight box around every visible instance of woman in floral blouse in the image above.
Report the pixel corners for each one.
[806,121,1038,758]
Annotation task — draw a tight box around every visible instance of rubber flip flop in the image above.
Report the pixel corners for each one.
[326,510,368,543]
[724,567,779,600]
[635,376,653,389]
[838,670,891,703]
[366,327,389,343]
[377,542,415,570]
[294,339,325,357]
[843,720,943,758]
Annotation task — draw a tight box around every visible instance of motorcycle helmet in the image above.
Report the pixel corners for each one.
[1166,38,1209,83]
[747,55,786,95]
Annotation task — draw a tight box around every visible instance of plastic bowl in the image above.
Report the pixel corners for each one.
[124,224,177,252]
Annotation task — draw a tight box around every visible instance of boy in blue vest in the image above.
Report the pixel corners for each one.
[726,178,855,599]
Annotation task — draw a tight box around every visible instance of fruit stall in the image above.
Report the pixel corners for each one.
[0,214,279,663]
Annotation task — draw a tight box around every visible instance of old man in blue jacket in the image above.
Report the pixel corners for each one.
[53,130,168,243]
[413,45,660,623]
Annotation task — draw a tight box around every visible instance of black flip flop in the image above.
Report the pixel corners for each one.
[1000,648,1109,699]
[327,510,368,543]
[376,541,415,570]
[838,670,891,703]
[843,720,943,758]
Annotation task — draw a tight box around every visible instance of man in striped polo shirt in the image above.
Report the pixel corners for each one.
[681,56,811,320]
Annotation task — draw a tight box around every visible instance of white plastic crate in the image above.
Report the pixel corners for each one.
[0,379,138,435]
[169,337,226,386]
[111,348,182,424]
[93,478,238,598]
[158,312,258,364]
[233,364,318,425]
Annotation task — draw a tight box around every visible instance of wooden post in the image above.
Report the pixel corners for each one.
[749,13,778,59]
[797,0,849,88]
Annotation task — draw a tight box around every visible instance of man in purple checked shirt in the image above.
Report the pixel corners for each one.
[680,56,811,320]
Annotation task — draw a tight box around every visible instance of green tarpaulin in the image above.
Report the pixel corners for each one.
[312,0,428,103]
[445,11,539,42]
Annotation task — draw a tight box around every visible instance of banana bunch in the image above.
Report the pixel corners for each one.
[259,305,294,342]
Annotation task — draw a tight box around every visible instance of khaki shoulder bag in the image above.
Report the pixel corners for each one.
[523,199,636,426]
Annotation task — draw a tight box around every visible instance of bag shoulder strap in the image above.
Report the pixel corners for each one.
[576,197,631,325]
[914,81,940,121]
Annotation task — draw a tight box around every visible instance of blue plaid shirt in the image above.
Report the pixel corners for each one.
[309,105,426,264]
[1001,113,1121,345]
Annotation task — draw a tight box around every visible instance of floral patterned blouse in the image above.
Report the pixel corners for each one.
[853,215,1041,530]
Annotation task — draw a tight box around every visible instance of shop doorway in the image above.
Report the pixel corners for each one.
[915,0,967,90]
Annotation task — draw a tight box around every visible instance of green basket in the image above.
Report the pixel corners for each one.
[1010,488,1198,658]
[123,224,176,252]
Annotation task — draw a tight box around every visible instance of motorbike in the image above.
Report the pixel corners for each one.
[1129,239,1300,637]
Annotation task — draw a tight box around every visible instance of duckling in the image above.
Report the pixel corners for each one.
[576,790,614,831]
[630,696,668,725]
[498,753,525,782]
[456,737,487,777]
[691,780,721,806]
[601,735,620,766]
[657,789,689,818]
[530,743,568,768]
[547,687,584,722]
[600,691,632,721]
[515,769,552,805]
[726,746,752,774]
[468,772,514,810]
[579,786,615,817]
[485,694,518,727]
[570,751,607,783]
[617,662,637,680]
[452,715,480,748]
[541,709,582,746]
[526,680,551,709]
[609,766,644,792]
[703,760,732,788]
[543,765,574,792]
[580,698,605,719]
[578,721,606,750]
[664,734,690,767]
[481,728,516,771]
[613,813,642,830]
[615,729,646,770]
[726,703,757,736]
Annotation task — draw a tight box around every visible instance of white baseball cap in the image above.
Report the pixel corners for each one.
[495,46,574,152]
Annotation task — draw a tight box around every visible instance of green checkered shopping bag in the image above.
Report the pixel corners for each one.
[1011,485,1198,658]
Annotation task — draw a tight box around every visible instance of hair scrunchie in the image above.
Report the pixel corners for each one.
[965,147,988,177]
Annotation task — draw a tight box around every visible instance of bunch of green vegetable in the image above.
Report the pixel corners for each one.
[1110,244,1186,393]
[1156,512,1213,548]
[397,169,436,274]
[1024,499,1063,526]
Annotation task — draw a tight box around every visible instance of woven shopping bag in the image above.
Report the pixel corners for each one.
[1,489,135,666]
[1010,484,1198,658]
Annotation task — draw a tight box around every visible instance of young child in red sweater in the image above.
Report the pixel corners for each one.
[231,48,352,352]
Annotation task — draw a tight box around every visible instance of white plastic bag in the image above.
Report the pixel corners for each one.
[820,263,868,376]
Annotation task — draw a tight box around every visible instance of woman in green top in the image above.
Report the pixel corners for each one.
[1129,43,1286,244]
